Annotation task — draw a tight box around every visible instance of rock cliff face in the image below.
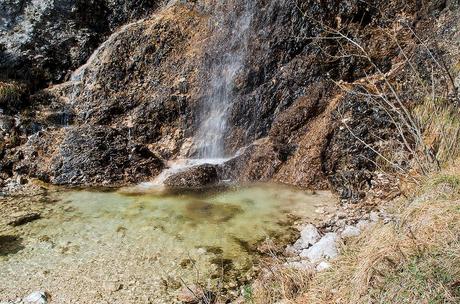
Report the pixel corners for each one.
[0,0,163,87]
[0,0,459,197]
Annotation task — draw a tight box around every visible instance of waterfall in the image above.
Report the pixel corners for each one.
[194,1,254,158]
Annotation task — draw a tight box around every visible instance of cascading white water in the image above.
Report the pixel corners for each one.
[194,1,255,158]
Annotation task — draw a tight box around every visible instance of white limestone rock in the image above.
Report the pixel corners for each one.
[357,219,371,231]
[369,211,380,222]
[284,245,299,256]
[341,225,361,239]
[23,291,48,304]
[292,224,320,251]
[300,233,339,263]
[316,261,331,272]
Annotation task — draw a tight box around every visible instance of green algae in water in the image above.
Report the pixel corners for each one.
[0,184,335,303]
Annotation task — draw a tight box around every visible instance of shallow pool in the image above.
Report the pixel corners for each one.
[0,184,335,303]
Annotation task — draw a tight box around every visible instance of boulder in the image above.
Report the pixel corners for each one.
[300,233,339,263]
[341,225,361,239]
[292,224,321,251]
[164,164,219,190]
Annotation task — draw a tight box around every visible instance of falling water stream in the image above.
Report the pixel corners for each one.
[144,1,257,185]
[195,1,254,159]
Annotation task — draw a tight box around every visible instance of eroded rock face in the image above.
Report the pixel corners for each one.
[18,126,164,186]
[1,3,200,188]
[220,138,283,183]
[0,0,457,194]
[0,0,163,87]
[324,93,397,201]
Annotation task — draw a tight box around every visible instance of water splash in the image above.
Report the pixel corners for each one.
[195,1,255,158]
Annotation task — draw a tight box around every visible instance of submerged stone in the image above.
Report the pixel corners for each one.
[184,200,243,223]
[103,281,123,293]
[0,235,25,256]
[7,212,41,227]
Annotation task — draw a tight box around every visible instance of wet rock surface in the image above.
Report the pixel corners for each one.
[21,126,165,186]
[220,138,283,183]
[164,164,218,189]
[0,0,458,197]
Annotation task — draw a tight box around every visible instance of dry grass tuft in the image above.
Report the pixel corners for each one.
[414,97,460,167]
[301,168,460,304]
[251,257,314,304]
[251,164,460,304]
[0,81,26,108]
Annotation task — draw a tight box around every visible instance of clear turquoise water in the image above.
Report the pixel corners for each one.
[0,184,335,303]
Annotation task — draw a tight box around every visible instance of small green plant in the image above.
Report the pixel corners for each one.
[243,284,254,303]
